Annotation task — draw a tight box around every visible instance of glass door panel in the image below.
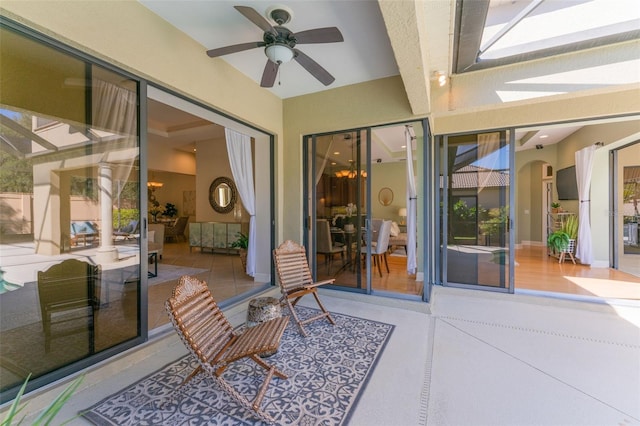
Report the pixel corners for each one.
[313,131,368,291]
[443,131,512,289]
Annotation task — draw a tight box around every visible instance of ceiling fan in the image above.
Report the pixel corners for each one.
[206,5,344,88]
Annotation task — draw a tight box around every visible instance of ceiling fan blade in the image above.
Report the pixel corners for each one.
[260,60,280,87]
[234,6,277,36]
[294,27,344,44]
[293,49,335,86]
[206,41,263,58]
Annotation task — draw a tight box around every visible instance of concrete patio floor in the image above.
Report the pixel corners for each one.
[16,286,640,425]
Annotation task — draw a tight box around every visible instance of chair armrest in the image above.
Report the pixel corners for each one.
[305,278,335,289]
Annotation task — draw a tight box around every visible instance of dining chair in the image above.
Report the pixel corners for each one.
[361,219,392,277]
[316,219,345,273]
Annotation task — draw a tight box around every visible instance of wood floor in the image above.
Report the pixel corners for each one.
[317,245,640,300]
[148,242,639,331]
[515,245,640,299]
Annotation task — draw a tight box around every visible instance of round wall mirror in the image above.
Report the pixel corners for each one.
[378,187,393,206]
[209,177,237,214]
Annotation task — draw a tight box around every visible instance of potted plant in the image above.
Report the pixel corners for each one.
[562,214,578,254]
[162,202,178,218]
[230,232,249,271]
[343,203,356,231]
[551,202,561,213]
[547,230,570,254]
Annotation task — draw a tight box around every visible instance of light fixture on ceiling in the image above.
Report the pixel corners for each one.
[265,44,294,64]
[335,137,367,179]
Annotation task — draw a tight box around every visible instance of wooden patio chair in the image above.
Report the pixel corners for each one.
[273,240,336,337]
[37,259,100,353]
[165,275,289,424]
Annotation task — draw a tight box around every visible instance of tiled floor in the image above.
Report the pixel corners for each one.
[147,240,264,329]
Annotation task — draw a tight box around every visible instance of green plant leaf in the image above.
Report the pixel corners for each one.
[1,373,30,426]
[32,375,84,426]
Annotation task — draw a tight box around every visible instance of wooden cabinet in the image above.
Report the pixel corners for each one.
[189,222,247,254]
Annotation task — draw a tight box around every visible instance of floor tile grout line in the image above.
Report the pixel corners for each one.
[438,317,640,422]
[438,315,640,349]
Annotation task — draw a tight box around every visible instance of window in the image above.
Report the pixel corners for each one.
[0,23,142,401]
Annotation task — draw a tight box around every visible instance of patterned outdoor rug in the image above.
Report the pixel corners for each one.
[81,306,394,425]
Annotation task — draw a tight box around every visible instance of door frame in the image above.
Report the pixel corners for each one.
[437,129,515,293]
[303,119,431,301]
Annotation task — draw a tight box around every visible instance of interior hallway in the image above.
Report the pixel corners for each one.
[33,287,639,425]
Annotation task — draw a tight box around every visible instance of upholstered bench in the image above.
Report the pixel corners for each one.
[389,232,407,254]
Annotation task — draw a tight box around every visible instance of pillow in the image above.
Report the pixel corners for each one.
[390,221,400,237]
[148,230,155,242]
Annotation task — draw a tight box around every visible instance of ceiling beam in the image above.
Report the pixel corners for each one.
[378,0,431,115]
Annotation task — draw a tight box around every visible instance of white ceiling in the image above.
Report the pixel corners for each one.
[139,0,400,99]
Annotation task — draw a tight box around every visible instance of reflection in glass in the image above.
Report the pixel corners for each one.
[0,27,141,401]
[216,184,232,207]
[444,131,510,288]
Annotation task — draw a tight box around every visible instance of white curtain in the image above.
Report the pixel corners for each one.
[225,128,257,276]
[316,137,334,186]
[92,79,137,136]
[477,132,501,192]
[575,145,596,265]
[92,78,137,250]
[405,127,417,274]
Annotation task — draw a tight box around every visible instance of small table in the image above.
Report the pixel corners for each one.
[247,297,282,357]
[148,250,158,278]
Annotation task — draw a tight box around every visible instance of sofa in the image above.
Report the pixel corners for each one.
[148,223,165,259]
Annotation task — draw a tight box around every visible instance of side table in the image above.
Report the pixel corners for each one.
[247,297,282,357]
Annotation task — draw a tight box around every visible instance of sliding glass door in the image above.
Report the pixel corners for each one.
[612,141,640,277]
[305,120,427,300]
[309,130,368,291]
[0,21,143,402]
[439,131,514,291]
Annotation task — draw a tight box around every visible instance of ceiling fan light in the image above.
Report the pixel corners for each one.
[265,44,294,64]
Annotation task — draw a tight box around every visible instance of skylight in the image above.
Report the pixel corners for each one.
[480,0,640,60]
[454,0,640,73]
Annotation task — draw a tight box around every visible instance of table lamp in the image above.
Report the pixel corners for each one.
[398,208,407,225]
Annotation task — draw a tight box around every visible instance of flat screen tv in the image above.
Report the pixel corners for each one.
[556,166,579,200]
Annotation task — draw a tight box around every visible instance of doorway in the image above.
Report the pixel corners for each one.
[439,130,514,292]
[305,121,426,299]
[613,141,640,277]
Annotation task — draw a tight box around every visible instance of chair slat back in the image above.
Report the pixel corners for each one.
[166,276,234,365]
[37,259,100,312]
[273,240,314,292]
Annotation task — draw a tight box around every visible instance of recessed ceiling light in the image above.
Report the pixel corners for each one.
[540,135,549,139]
[331,162,336,165]
[333,151,340,155]
[401,145,406,149]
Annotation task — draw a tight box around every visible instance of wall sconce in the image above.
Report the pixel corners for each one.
[147,181,164,189]
[433,71,448,87]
